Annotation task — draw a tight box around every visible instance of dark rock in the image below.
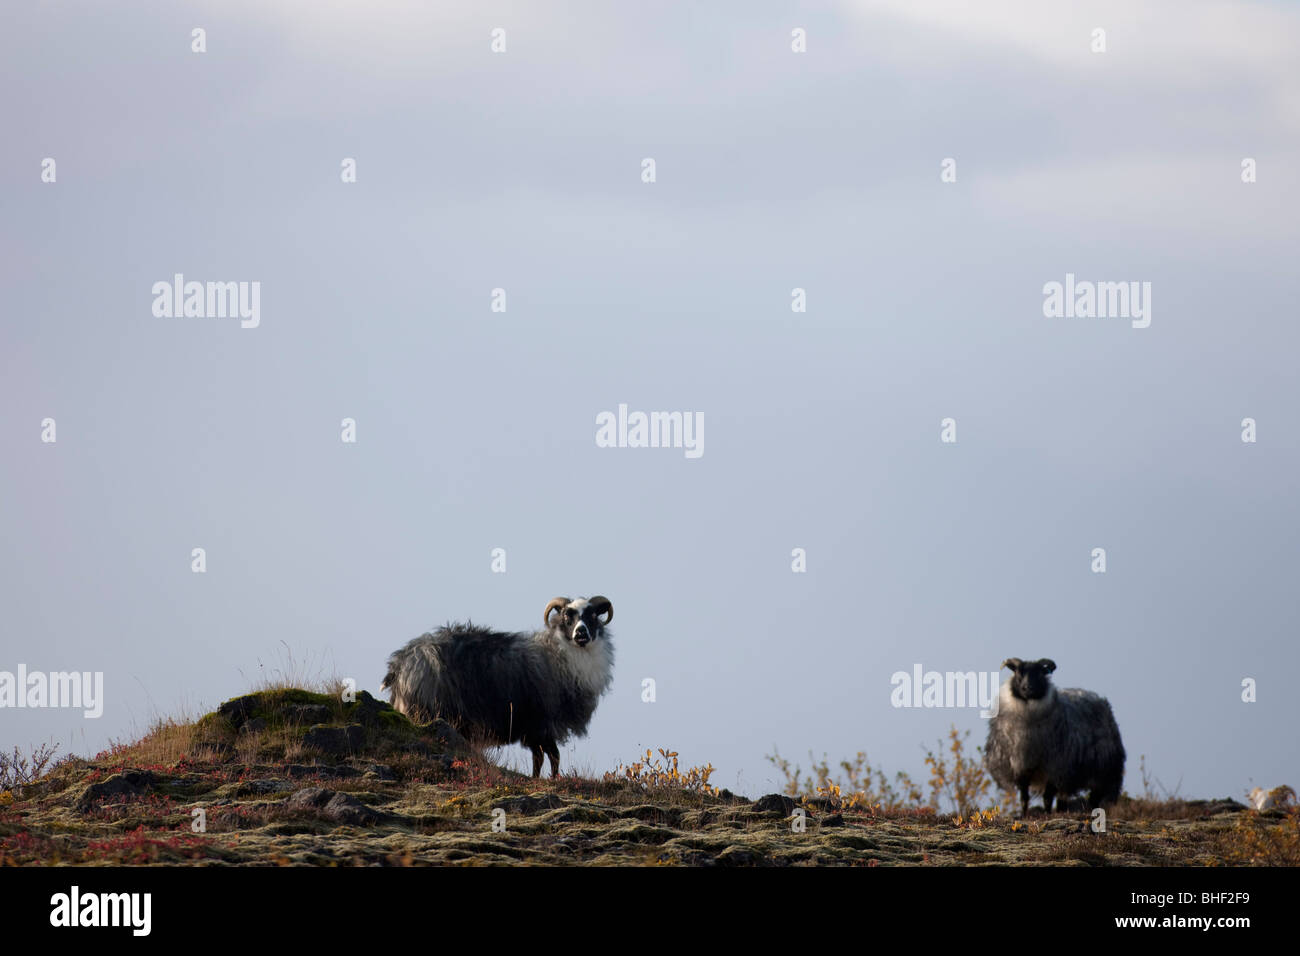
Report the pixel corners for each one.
[752,793,797,815]
[217,693,340,731]
[363,764,396,781]
[76,769,157,812]
[319,796,379,827]
[322,792,384,826]
[284,787,385,826]
[287,705,332,725]
[242,717,268,734]
[716,845,760,866]
[618,805,681,825]
[605,822,676,844]
[1188,798,1247,814]
[230,778,290,796]
[282,763,360,779]
[400,740,458,764]
[425,719,470,754]
[495,793,564,815]
[347,690,393,725]
[217,695,257,728]
[821,813,846,828]
[284,787,334,810]
[302,723,365,756]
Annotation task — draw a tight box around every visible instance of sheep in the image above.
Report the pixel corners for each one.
[984,658,1125,816]
[381,596,614,778]
[1249,786,1296,811]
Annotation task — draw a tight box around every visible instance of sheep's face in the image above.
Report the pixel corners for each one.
[1003,658,1057,701]
[545,596,613,648]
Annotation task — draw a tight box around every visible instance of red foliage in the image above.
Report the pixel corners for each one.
[83,825,215,864]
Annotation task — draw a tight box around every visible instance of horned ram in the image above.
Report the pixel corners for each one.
[382,596,614,777]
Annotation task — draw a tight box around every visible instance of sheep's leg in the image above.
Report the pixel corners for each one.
[529,744,544,778]
[1043,784,1057,813]
[1018,782,1030,817]
[543,741,560,779]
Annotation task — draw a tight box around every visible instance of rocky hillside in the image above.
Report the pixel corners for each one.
[1,688,1293,866]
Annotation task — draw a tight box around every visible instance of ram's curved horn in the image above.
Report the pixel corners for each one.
[544,597,571,627]
[587,595,613,625]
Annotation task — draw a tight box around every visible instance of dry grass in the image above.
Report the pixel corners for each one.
[1218,807,1300,865]
[768,725,992,816]
[1111,755,1207,821]
[237,640,344,696]
[96,645,349,773]
[99,717,207,768]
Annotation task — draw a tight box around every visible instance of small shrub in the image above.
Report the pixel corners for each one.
[0,742,60,791]
[1221,807,1300,866]
[767,748,922,811]
[768,724,995,816]
[605,749,717,796]
[952,807,1001,830]
[924,727,992,818]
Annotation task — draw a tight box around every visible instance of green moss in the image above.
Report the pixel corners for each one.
[192,713,236,745]
[374,708,415,730]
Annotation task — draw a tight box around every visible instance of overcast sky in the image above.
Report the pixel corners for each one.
[2,0,1297,800]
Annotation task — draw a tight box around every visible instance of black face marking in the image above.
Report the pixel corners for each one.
[554,601,607,647]
[1005,658,1057,701]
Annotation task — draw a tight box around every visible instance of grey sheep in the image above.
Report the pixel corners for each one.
[984,658,1125,815]
[382,596,614,778]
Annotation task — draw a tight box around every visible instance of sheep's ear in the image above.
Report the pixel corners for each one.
[1038,659,1056,673]
[1002,658,1022,671]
